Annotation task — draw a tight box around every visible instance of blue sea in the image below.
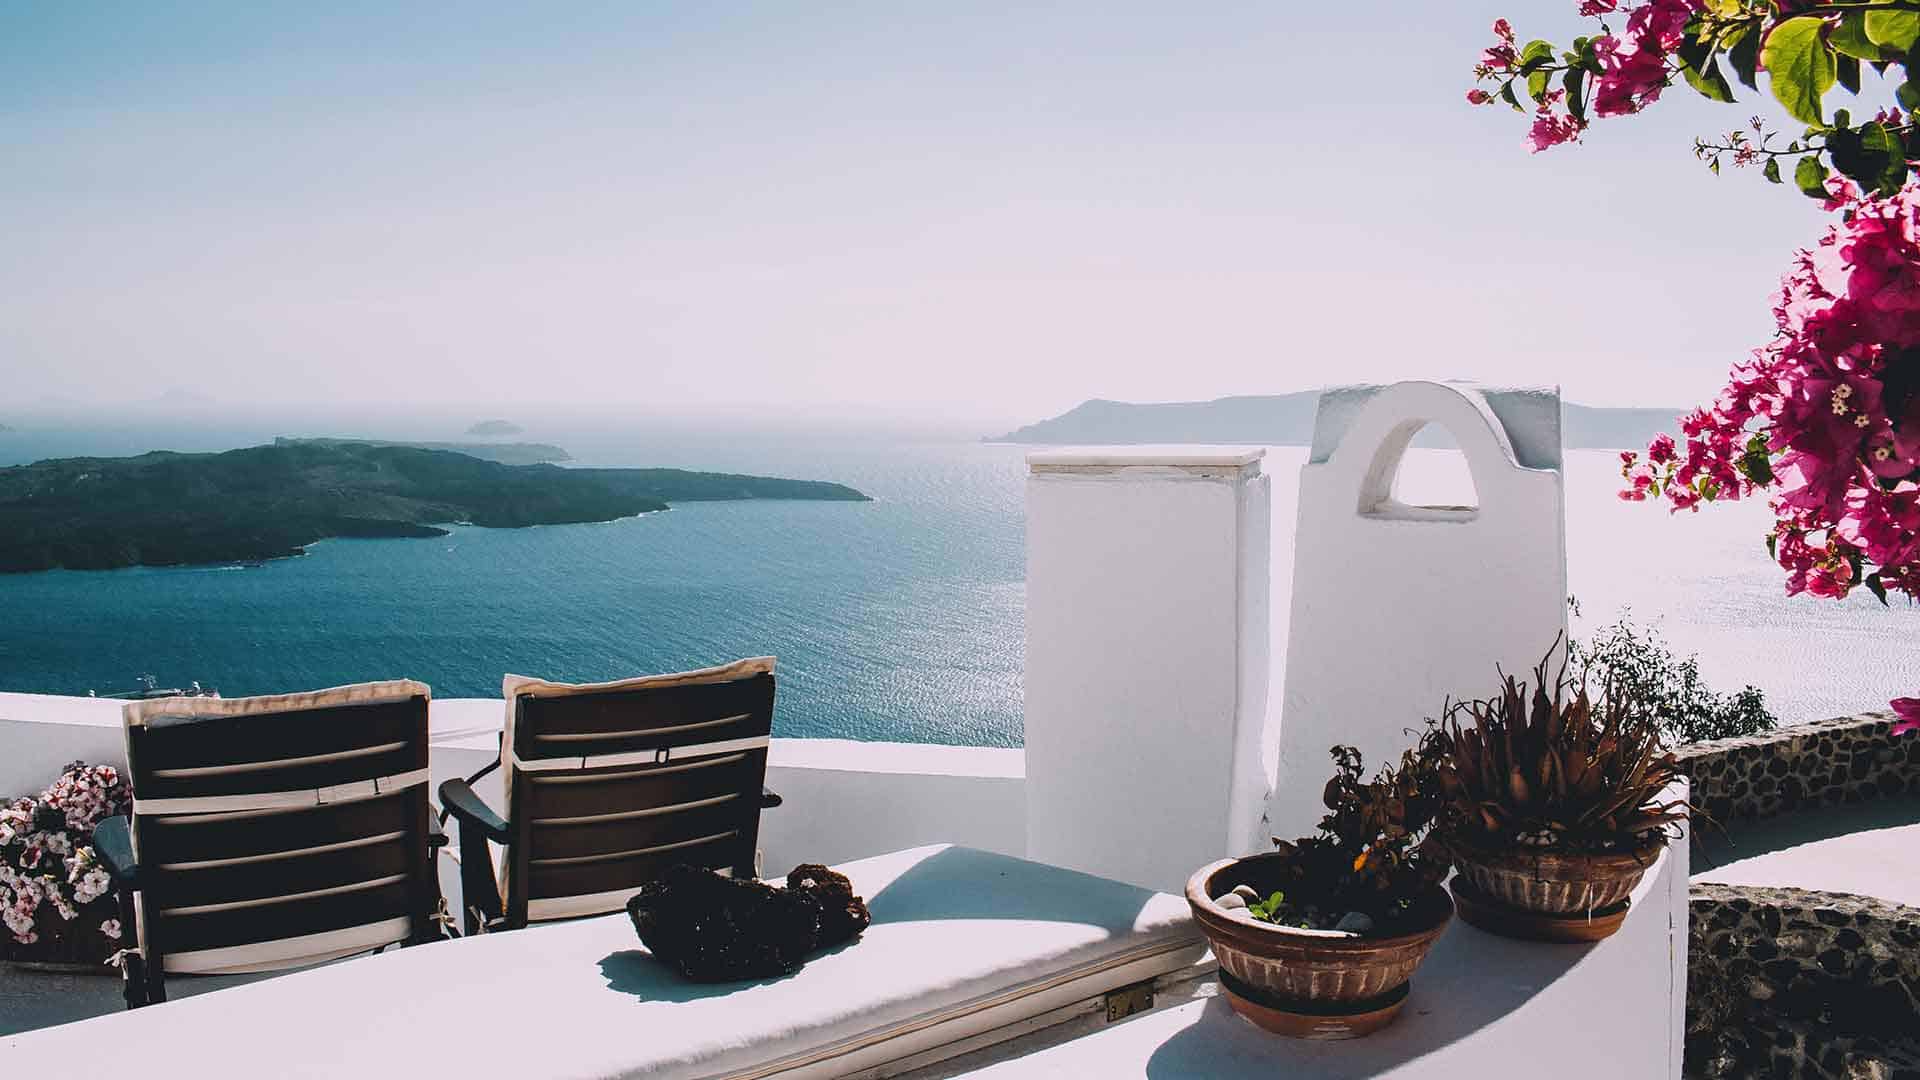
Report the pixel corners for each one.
[1,413,1916,745]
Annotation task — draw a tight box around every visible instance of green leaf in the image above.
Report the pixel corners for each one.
[1867,10,1920,54]
[1830,13,1886,61]
[1764,157,1783,183]
[1795,154,1831,198]
[1579,37,1605,76]
[1684,53,1738,103]
[1728,23,1761,89]
[1899,81,1920,110]
[1866,573,1891,606]
[1528,68,1551,103]
[1831,121,1909,196]
[1565,67,1587,123]
[1765,532,1778,560]
[1763,16,1836,125]
[1500,81,1525,113]
[1519,39,1557,75]
[1838,54,1862,94]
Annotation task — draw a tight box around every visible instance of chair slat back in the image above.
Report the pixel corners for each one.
[122,683,436,975]
[501,660,775,925]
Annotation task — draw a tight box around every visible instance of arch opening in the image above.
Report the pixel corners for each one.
[1357,419,1483,521]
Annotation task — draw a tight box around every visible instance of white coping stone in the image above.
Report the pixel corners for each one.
[1,845,1207,1080]
[951,838,1689,1080]
[1026,446,1265,471]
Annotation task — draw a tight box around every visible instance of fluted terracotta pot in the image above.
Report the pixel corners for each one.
[1444,831,1664,942]
[1185,853,1452,1040]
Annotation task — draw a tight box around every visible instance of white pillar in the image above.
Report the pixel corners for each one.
[1024,447,1271,892]
[1271,382,1568,840]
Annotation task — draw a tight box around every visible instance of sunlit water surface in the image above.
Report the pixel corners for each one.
[0,428,1913,746]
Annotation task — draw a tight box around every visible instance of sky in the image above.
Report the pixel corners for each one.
[0,1,1863,428]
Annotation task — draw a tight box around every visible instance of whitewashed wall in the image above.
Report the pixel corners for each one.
[0,693,1026,889]
[1272,383,1569,841]
[1024,448,1272,892]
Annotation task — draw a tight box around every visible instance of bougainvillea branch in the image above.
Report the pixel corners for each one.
[1469,0,1920,725]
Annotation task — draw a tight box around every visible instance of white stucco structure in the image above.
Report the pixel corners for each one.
[1271,383,1569,840]
[1023,447,1272,892]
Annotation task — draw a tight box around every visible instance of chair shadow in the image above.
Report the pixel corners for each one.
[862,845,1159,928]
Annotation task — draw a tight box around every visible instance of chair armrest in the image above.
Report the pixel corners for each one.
[93,815,139,889]
[761,787,783,809]
[425,808,449,849]
[438,778,509,843]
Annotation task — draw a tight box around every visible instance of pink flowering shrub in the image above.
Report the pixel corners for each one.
[0,762,130,957]
[1623,178,1920,605]
[1470,0,1920,721]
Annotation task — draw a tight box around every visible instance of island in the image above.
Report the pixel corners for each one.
[465,419,524,437]
[274,436,572,466]
[0,441,869,573]
[0,424,12,434]
[990,394,1685,451]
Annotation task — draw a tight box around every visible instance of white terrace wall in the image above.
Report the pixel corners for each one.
[1271,382,1570,840]
[0,693,1027,883]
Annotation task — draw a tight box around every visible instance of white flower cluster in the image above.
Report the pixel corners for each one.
[0,762,131,947]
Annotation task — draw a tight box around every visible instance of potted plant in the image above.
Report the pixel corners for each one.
[0,762,131,971]
[1424,642,1687,943]
[1186,745,1453,1040]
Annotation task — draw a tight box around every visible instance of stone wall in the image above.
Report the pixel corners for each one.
[1677,711,1916,829]
[1688,884,1920,1079]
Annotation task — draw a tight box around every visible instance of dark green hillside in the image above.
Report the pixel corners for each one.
[0,443,867,573]
[571,467,870,502]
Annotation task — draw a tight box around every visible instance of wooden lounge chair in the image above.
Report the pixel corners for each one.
[438,657,782,934]
[92,681,448,1008]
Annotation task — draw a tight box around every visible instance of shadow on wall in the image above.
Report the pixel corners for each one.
[1144,922,1591,1078]
[865,845,1159,928]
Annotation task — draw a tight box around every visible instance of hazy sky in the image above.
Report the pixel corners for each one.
[0,2,1853,425]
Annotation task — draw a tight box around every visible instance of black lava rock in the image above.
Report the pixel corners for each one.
[786,863,872,948]
[626,862,871,983]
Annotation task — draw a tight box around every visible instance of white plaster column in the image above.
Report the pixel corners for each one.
[1024,447,1272,892]
[1271,382,1568,841]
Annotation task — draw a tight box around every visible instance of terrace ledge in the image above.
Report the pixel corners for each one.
[1026,446,1264,477]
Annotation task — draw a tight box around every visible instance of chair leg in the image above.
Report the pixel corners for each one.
[456,820,503,936]
[146,959,166,1005]
[120,950,147,1010]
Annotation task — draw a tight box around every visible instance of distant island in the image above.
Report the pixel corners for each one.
[0,424,12,434]
[0,442,869,573]
[989,393,1684,451]
[274,436,571,466]
[465,419,524,437]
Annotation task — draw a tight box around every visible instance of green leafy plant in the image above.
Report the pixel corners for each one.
[1468,1,1920,198]
[1426,640,1689,854]
[1255,745,1450,931]
[1572,615,1777,745]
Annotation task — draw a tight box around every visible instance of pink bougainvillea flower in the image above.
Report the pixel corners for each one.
[1579,0,1619,14]
[1892,698,1920,736]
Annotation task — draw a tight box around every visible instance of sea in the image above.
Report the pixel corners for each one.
[1,415,1915,747]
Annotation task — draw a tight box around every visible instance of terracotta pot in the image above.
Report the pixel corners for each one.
[1185,853,1452,1039]
[1444,831,1664,919]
